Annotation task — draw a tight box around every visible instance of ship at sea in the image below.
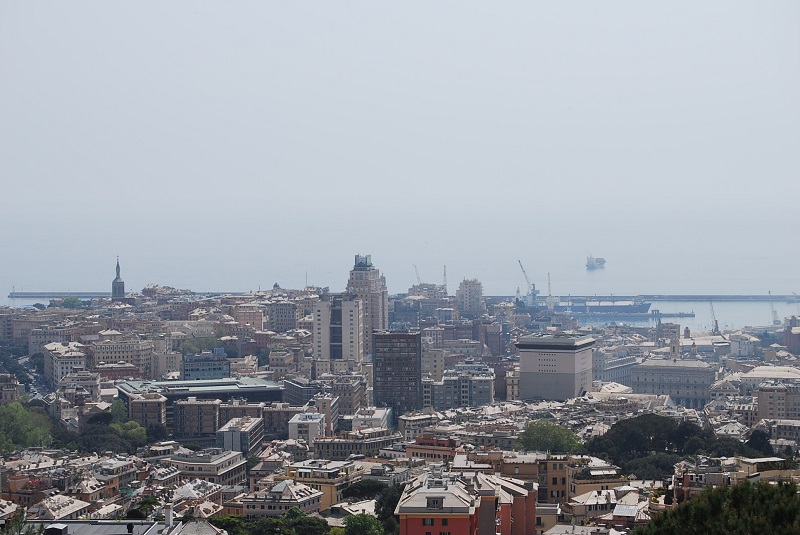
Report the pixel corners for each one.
[552,298,651,314]
[586,255,606,270]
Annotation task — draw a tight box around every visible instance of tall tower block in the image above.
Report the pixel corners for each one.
[346,255,388,356]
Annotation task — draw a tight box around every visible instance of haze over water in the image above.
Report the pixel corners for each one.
[1,2,798,311]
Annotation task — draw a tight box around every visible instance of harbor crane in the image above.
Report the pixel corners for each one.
[710,300,721,336]
[769,291,781,325]
[517,260,538,308]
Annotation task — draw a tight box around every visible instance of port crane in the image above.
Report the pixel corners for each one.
[769,291,781,325]
[517,260,538,308]
[709,300,721,336]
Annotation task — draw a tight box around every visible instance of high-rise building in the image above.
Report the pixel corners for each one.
[346,255,388,355]
[312,293,364,374]
[517,333,595,401]
[373,331,422,420]
[112,257,125,300]
[456,278,486,316]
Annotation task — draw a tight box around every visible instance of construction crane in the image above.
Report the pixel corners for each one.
[517,260,537,308]
[413,264,422,285]
[443,265,447,293]
[769,291,780,325]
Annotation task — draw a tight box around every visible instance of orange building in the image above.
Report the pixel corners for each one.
[396,465,538,535]
[405,434,460,463]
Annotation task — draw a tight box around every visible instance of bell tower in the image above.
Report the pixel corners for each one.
[112,257,125,300]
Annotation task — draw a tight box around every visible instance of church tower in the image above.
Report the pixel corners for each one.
[112,257,125,300]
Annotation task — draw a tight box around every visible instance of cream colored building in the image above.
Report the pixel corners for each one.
[631,357,715,409]
[346,254,388,355]
[277,459,362,511]
[43,341,86,389]
[313,294,364,374]
[517,334,595,401]
[92,334,155,377]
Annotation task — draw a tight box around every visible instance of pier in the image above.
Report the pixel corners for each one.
[8,291,110,299]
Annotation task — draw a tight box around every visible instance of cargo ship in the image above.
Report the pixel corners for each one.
[552,298,651,314]
[586,256,606,270]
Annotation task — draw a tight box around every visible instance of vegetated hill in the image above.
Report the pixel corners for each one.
[585,414,772,480]
[635,480,800,535]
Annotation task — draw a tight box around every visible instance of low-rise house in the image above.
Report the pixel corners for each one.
[241,480,323,519]
[27,495,91,520]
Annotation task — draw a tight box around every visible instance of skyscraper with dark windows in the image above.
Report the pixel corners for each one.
[373,330,422,422]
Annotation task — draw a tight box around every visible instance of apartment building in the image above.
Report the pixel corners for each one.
[129,392,168,428]
[163,448,247,486]
[278,459,362,510]
[216,417,265,456]
[43,341,86,389]
[242,480,323,519]
[173,397,221,439]
[0,374,23,405]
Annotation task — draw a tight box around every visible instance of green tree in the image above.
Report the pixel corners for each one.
[745,430,774,457]
[285,512,329,535]
[344,514,383,535]
[635,480,800,535]
[375,485,402,535]
[209,515,247,535]
[343,479,388,500]
[516,419,580,452]
[60,296,89,309]
[111,399,129,422]
[147,423,169,442]
[29,353,45,375]
[4,508,43,535]
[0,402,52,453]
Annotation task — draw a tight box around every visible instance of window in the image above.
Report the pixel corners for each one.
[441,519,448,526]
[423,519,434,526]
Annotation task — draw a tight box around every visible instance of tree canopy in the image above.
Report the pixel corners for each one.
[0,402,52,453]
[586,414,766,480]
[636,481,800,535]
[515,419,580,453]
[210,508,330,535]
[344,514,383,535]
[342,479,388,501]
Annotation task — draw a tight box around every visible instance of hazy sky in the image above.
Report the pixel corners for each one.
[2,2,799,297]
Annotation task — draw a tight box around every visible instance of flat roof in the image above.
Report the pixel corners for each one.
[634,358,712,369]
[117,377,282,396]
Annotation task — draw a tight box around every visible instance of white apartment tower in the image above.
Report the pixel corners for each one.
[346,255,388,355]
[456,278,486,316]
[313,294,365,375]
